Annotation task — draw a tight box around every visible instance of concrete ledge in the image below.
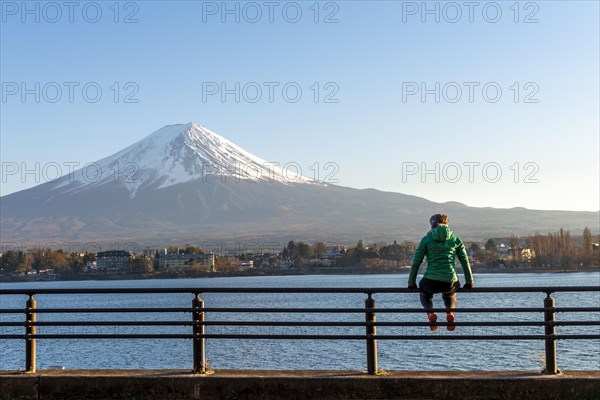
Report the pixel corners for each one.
[1,370,599,400]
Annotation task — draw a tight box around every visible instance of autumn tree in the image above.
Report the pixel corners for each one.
[283,241,313,260]
[528,229,576,268]
[183,246,203,254]
[313,242,327,258]
[510,234,520,265]
[379,241,403,261]
[129,256,154,274]
[468,242,481,256]
[582,227,593,266]
[482,239,499,264]
[379,240,416,264]
[32,249,69,271]
[166,246,180,254]
[0,250,24,273]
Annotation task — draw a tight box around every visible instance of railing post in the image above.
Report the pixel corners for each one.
[365,293,378,375]
[25,294,36,373]
[543,292,558,374]
[192,293,206,373]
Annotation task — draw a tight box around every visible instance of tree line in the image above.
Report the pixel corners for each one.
[0,249,152,275]
[526,227,597,268]
[1,227,598,275]
[277,228,598,270]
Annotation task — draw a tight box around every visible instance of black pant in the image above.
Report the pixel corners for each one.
[419,277,460,311]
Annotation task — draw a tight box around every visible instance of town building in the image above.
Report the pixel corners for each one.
[158,252,215,271]
[95,250,133,270]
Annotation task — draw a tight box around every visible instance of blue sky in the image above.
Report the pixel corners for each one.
[1,0,598,211]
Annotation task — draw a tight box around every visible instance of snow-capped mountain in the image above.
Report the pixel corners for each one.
[1,123,596,245]
[54,122,316,199]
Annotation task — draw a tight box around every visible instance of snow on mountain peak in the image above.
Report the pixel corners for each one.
[53,122,316,198]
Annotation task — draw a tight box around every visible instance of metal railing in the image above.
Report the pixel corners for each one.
[0,286,599,375]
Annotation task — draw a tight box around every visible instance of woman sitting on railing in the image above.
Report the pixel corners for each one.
[407,214,474,331]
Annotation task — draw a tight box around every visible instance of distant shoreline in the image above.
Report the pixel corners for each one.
[1,266,598,283]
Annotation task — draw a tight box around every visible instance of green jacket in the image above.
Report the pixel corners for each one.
[408,225,473,286]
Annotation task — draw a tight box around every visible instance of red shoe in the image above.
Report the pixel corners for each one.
[428,312,438,332]
[446,312,456,331]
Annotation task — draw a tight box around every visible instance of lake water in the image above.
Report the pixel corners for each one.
[1,272,599,371]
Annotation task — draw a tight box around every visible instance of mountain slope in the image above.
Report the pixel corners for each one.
[1,123,597,245]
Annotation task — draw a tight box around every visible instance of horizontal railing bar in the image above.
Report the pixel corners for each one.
[1,320,598,328]
[0,334,549,340]
[0,321,532,328]
[198,321,543,327]
[554,321,600,326]
[12,334,194,339]
[187,307,419,314]
[554,335,600,340]
[1,307,598,315]
[1,334,598,341]
[0,321,194,327]
[389,307,600,313]
[201,334,552,340]
[373,335,600,340]
[0,308,193,314]
[199,320,600,327]
[1,286,598,295]
[199,307,600,313]
[197,334,600,340]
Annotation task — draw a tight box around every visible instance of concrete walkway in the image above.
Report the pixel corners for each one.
[2,369,599,400]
